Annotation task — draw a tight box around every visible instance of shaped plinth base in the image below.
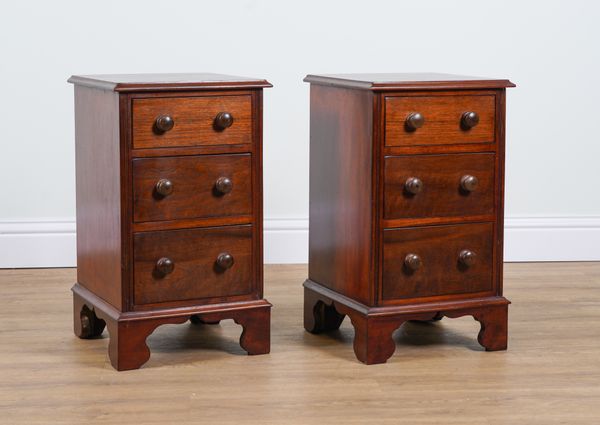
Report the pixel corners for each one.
[303,280,509,365]
[73,284,271,371]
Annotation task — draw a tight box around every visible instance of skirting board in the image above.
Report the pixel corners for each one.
[0,216,599,268]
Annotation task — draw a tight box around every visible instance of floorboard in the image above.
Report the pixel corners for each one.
[0,263,599,424]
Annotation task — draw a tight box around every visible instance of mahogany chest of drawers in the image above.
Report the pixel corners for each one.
[303,73,515,364]
[69,73,271,370]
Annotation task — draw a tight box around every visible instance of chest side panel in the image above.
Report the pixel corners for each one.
[308,85,375,305]
[74,86,123,310]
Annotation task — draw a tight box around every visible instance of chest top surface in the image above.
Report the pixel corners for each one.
[304,73,515,90]
[68,73,272,92]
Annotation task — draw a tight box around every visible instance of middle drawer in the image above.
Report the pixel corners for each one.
[133,154,252,223]
[384,153,494,220]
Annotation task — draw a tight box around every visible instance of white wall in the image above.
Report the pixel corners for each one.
[1,0,599,266]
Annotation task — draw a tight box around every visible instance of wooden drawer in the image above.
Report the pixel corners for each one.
[382,223,494,301]
[385,94,495,147]
[132,95,252,149]
[133,154,252,223]
[133,225,253,305]
[384,153,494,220]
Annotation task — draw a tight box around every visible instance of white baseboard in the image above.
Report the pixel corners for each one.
[503,216,600,262]
[263,218,309,264]
[0,216,599,268]
[0,219,77,268]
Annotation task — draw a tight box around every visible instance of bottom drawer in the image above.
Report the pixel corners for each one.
[382,223,494,301]
[134,225,253,305]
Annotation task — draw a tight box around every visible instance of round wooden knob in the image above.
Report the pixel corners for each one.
[215,177,233,194]
[404,253,422,271]
[156,257,174,275]
[155,179,173,197]
[405,112,425,130]
[460,175,479,192]
[461,111,479,129]
[214,112,234,130]
[216,253,234,270]
[155,115,174,132]
[404,177,423,195]
[459,250,477,267]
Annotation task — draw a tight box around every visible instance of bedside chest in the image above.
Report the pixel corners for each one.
[69,73,271,370]
[303,73,515,364]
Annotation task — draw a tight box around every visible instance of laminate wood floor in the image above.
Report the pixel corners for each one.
[0,263,599,424]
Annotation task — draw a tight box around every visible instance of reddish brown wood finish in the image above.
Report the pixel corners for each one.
[68,73,272,92]
[73,291,106,338]
[304,281,509,364]
[73,285,270,371]
[304,73,514,364]
[303,73,515,91]
[384,153,495,219]
[74,86,124,310]
[385,94,495,146]
[132,95,252,149]
[307,84,375,305]
[303,286,346,333]
[132,154,252,222]
[382,222,494,300]
[131,215,253,232]
[133,225,253,305]
[70,74,270,370]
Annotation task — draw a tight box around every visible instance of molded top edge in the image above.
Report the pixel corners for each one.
[68,73,272,92]
[303,73,515,90]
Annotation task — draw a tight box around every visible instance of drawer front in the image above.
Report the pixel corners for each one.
[382,223,494,301]
[134,225,253,305]
[133,154,252,223]
[385,94,495,147]
[384,153,494,220]
[132,95,252,149]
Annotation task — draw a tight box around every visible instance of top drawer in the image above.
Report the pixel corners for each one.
[385,94,495,147]
[132,95,252,149]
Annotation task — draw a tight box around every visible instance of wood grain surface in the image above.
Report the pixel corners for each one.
[69,72,273,92]
[307,84,375,305]
[303,73,516,91]
[69,78,269,371]
[382,223,494,300]
[384,153,495,220]
[73,86,124,310]
[385,94,496,147]
[132,95,252,149]
[0,263,599,423]
[132,154,252,223]
[133,225,253,306]
[69,73,272,92]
